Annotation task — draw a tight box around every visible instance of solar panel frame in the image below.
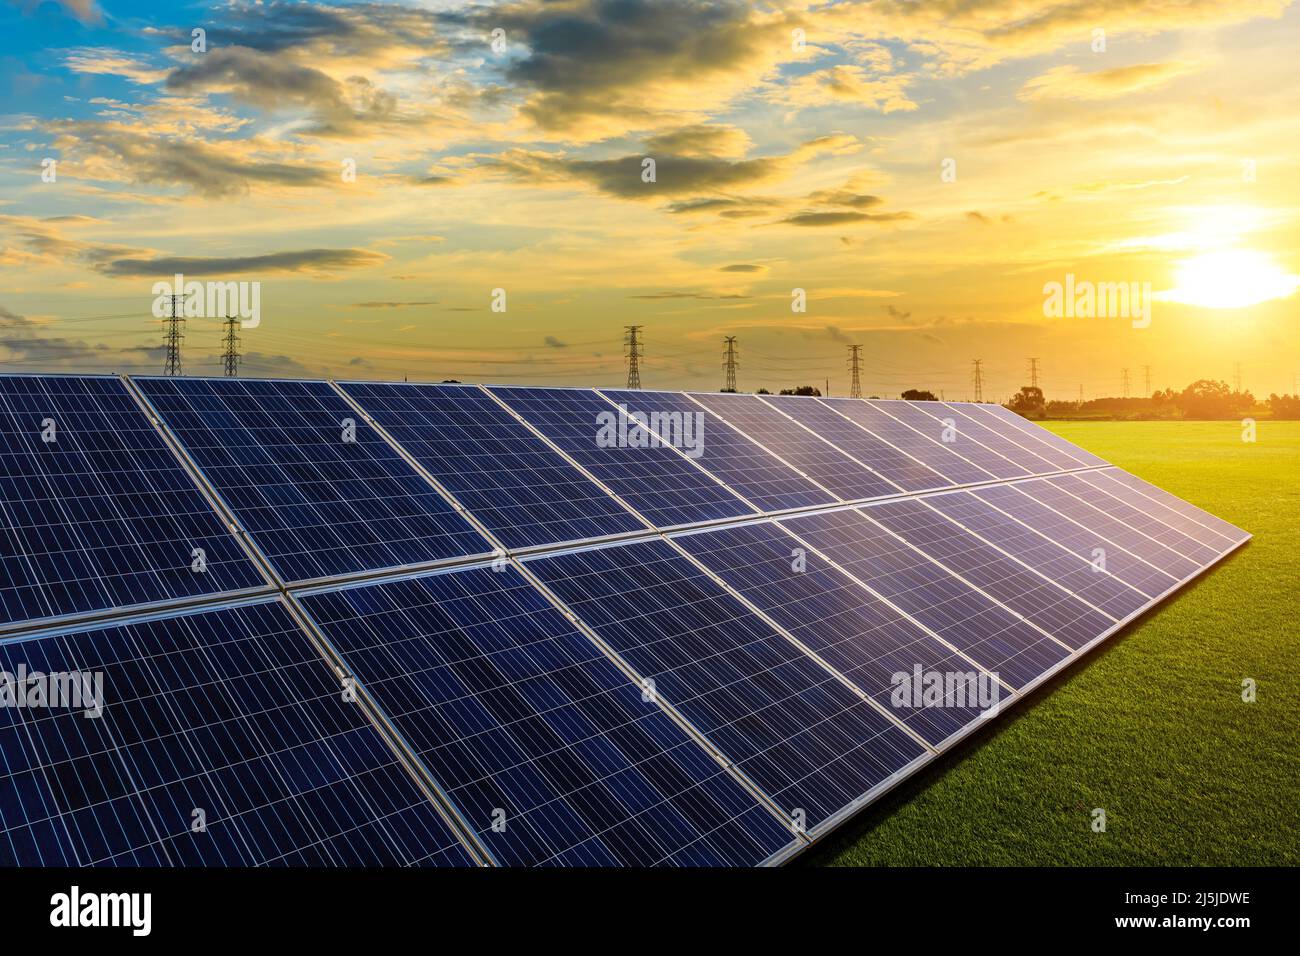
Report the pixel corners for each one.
[132,376,495,585]
[0,373,272,635]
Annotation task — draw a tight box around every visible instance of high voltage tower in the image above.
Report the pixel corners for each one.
[722,336,738,392]
[163,295,184,376]
[1078,383,1084,407]
[1027,357,1040,390]
[847,344,863,399]
[1142,365,1151,396]
[1121,367,1131,398]
[624,325,643,389]
[971,359,984,402]
[222,315,241,378]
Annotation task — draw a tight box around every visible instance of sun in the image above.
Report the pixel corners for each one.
[1159,249,1300,309]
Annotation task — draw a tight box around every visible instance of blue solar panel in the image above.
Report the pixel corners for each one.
[958,404,1087,471]
[781,508,1071,688]
[488,387,753,528]
[863,498,1113,650]
[337,381,645,549]
[922,490,1150,620]
[598,390,833,512]
[0,375,267,630]
[932,403,1060,474]
[868,402,1029,480]
[690,392,900,501]
[0,599,474,866]
[299,566,797,866]
[972,483,1181,598]
[766,396,952,492]
[1085,469,1249,549]
[673,522,995,745]
[526,540,926,832]
[1024,477,1201,580]
[821,399,995,485]
[134,378,492,582]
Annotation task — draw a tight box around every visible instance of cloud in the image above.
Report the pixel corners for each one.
[721,264,763,273]
[543,336,568,348]
[65,49,169,84]
[97,248,388,277]
[781,65,918,113]
[1019,62,1201,101]
[779,210,914,227]
[644,125,752,159]
[349,300,438,308]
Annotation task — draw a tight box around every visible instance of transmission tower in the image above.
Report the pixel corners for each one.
[222,315,241,378]
[1028,357,1040,390]
[1121,368,1131,398]
[971,359,984,402]
[722,336,738,392]
[848,345,863,399]
[624,325,643,389]
[1077,383,1084,408]
[163,294,184,376]
[1142,365,1151,397]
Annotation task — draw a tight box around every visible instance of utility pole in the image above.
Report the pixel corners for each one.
[163,294,184,376]
[1027,357,1040,390]
[1121,368,1130,399]
[1078,383,1084,408]
[1233,362,1242,393]
[971,359,984,403]
[848,345,863,399]
[221,315,240,378]
[624,325,643,390]
[722,336,738,392]
[1142,365,1151,397]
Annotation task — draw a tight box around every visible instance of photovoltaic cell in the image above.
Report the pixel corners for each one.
[488,387,753,528]
[823,399,995,485]
[863,498,1113,650]
[781,508,1070,688]
[134,378,491,582]
[0,375,266,630]
[299,566,797,866]
[764,395,951,493]
[1085,469,1248,549]
[975,404,1108,468]
[934,403,1060,474]
[0,600,473,866]
[337,382,644,549]
[599,389,833,512]
[526,540,927,831]
[922,490,1150,620]
[673,522,994,746]
[690,392,899,500]
[870,401,1029,480]
[957,404,1084,471]
[972,483,1181,599]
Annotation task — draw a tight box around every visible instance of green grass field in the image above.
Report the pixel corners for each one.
[809,420,1300,866]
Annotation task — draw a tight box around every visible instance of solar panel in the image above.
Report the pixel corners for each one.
[525,539,927,834]
[672,521,996,746]
[866,401,1029,480]
[764,395,952,492]
[134,378,492,583]
[298,565,798,866]
[0,375,267,631]
[337,381,645,549]
[487,386,753,528]
[598,389,834,512]
[820,399,995,485]
[1084,468,1248,548]
[930,403,1061,474]
[973,404,1109,468]
[689,392,900,500]
[781,508,1072,688]
[0,599,474,866]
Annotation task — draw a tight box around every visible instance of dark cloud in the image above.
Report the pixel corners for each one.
[720,264,762,272]
[966,210,992,224]
[543,336,568,348]
[97,248,387,277]
[807,190,884,209]
[779,211,914,227]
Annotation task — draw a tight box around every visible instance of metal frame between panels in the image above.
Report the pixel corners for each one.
[0,373,1252,866]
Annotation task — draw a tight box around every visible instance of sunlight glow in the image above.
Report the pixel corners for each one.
[1158,249,1300,309]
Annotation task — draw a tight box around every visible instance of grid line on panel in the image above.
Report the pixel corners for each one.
[0,374,271,633]
[953,403,1083,471]
[931,403,1062,474]
[1084,469,1245,549]
[821,399,996,485]
[868,401,1028,480]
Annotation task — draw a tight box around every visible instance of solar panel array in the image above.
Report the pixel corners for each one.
[0,373,1249,867]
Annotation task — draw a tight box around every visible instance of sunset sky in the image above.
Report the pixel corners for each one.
[1,0,1297,399]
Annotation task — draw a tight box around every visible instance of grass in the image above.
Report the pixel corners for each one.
[808,420,1300,866]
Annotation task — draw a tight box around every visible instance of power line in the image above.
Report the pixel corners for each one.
[971,359,983,403]
[1121,367,1130,398]
[722,336,738,392]
[163,295,184,376]
[624,325,643,390]
[222,315,240,378]
[848,344,863,399]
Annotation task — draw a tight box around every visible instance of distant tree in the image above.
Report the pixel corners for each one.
[1007,386,1046,415]
[1175,379,1252,419]
[900,389,938,401]
[1269,393,1300,419]
[440,379,461,384]
[720,387,737,393]
[756,388,771,394]
[779,385,822,396]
